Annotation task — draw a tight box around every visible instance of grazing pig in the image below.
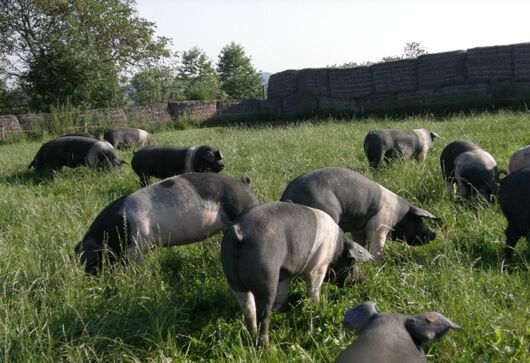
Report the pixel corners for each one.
[221,201,373,347]
[336,301,461,363]
[131,145,224,186]
[440,141,498,203]
[364,129,439,168]
[29,136,124,172]
[103,127,151,149]
[280,167,437,262]
[508,145,530,173]
[75,173,258,275]
[498,167,530,261]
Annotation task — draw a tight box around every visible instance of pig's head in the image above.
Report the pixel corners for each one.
[196,147,225,173]
[405,312,462,348]
[97,142,126,168]
[329,237,374,286]
[75,238,102,275]
[391,206,437,245]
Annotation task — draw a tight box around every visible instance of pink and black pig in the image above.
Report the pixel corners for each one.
[75,173,258,274]
[29,136,124,172]
[364,128,439,168]
[131,145,224,186]
[221,201,373,347]
[280,167,437,262]
[440,140,498,203]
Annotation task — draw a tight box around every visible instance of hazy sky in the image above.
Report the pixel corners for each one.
[136,0,530,74]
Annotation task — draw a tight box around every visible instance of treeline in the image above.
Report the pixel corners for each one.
[0,0,263,114]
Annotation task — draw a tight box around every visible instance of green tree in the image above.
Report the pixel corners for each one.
[217,42,263,99]
[129,63,181,106]
[176,47,221,100]
[0,0,170,111]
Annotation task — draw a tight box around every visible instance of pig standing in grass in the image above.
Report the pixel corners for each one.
[75,173,258,274]
[29,136,124,172]
[508,145,530,173]
[363,129,439,168]
[440,140,498,203]
[280,167,437,262]
[221,201,373,347]
[131,145,224,186]
[103,127,151,149]
[335,301,461,363]
[498,167,530,261]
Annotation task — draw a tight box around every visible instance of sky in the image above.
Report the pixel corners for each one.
[136,0,530,74]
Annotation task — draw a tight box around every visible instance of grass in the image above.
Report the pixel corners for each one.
[0,111,529,362]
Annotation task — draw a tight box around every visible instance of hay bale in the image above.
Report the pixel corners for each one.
[467,45,513,81]
[421,84,491,107]
[329,66,372,98]
[372,59,417,94]
[513,43,530,80]
[418,50,466,88]
[282,95,317,115]
[0,115,23,138]
[318,97,358,113]
[267,70,298,99]
[296,68,329,96]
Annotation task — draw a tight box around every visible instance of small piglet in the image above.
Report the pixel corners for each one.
[364,128,439,168]
[440,140,498,203]
[29,136,124,172]
[335,301,461,363]
[131,145,224,186]
[498,167,530,261]
[221,201,373,347]
[103,127,151,149]
[76,173,258,274]
[281,167,437,262]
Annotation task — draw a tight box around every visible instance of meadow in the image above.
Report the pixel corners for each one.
[0,111,529,362]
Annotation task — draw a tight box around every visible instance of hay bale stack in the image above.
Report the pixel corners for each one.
[329,66,372,98]
[318,97,358,113]
[372,59,417,94]
[267,70,298,99]
[296,68,329,96]
[418,50,467,88]
[467,45,513,81]
[282,95,317,115]
[513,43,530,81]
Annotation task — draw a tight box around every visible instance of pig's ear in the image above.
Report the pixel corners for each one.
[410,206,438,220]
[203,151,215,162]
[345,239,374,262]
[430,132,440,140]
[216,150,224,160]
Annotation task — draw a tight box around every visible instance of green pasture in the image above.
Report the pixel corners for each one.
[0,112,529,362]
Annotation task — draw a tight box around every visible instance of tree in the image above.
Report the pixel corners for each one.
[129,63,181,106]
[0,0,170,111]
[176,47,221,100]
[381,42,428,63]
[217,42,263,99]
[402,42,428,59]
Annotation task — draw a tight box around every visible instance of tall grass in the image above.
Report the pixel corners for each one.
[0,111,529,362]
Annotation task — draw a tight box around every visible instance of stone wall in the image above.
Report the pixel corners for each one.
[267,42,530,115]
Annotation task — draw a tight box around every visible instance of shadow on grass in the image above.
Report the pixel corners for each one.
[1,168,54,186]
[39,251,241,359]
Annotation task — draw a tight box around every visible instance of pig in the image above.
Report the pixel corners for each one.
[498,167,530,261]
[280,167,437,262]
[336,301,461,363]
[221,201,374,347]
[131,145,225,186]
[440,141,498,203]
[75,173,258,275]
[103,127,151,149]
[363,129,439,168]
[508,145,530,174]
[29,136,125,172]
